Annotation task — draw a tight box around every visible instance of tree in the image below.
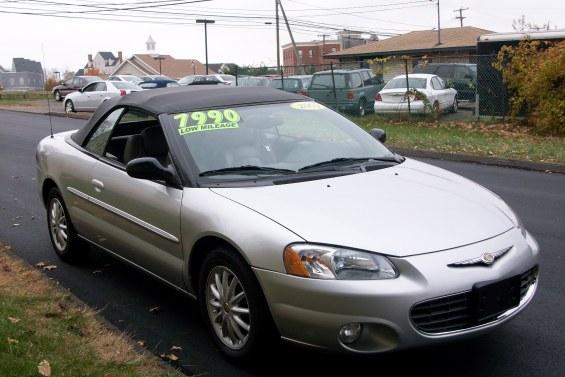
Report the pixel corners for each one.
[512,15,556,31]
[494,40,565,134]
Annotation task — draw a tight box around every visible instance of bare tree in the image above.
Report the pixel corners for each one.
[512,15,556,31]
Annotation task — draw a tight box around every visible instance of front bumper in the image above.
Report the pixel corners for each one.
[254,228,539,353]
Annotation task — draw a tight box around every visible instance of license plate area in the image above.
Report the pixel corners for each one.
[473,275,521,322]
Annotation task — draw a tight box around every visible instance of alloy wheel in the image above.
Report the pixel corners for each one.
[205,266,251,350]
[49,198,68,252]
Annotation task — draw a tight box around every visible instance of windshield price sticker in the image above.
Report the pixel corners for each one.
[175,109,241,135]
[290,101,324,111]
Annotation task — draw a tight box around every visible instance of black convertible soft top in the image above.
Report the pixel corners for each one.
[72,86,310,145]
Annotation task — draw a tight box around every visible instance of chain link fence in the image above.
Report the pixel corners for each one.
[228,54,511,121]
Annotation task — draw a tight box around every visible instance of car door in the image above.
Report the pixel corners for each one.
[89,82,109,110]
[84,107,184,286]
[71,82,94,111]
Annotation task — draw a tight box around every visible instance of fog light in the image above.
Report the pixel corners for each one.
[339,323,362,344]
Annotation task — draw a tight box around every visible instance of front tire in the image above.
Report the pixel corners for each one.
[450,97,458,113]
[46,188,87,262]
[198,247,277,361]
[64,100,75,113]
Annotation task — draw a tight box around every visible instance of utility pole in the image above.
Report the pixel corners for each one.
[278,0,301,74]
[275,0,281,73]
[430,0,441,45]
[318,33,330,63]
[196,19,215,74]
[453,7,469,28]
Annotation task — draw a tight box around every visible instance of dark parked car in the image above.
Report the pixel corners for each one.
[412,63,477,102]
[139,80,180,89]
[307,69,384,116]
[269,75,312,95]
[52,76,102,101]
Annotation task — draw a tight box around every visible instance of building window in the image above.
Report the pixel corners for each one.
[332,48,337,53]
[298,50,303,58]
[308,49,313,58]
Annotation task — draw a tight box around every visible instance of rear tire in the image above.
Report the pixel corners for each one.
[54,90,61,102]
[46,187,88,263]
[432,101,440,115]
[198,247,277,361]
[357,98,367,117]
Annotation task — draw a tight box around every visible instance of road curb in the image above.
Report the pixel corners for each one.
[394,148,565,174]
[0,108,91,120]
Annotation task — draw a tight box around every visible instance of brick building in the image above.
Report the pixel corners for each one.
[282,40,341,73]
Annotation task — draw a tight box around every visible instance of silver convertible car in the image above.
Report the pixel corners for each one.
[36,86,539,360]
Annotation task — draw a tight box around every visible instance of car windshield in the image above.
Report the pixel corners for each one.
[112,81,140,90]
[384,77,427,89]
[310,73,347,89]
[168,101,395,182]
[270,78,300,90]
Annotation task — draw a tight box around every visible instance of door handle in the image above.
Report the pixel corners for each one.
[91,179,104,193]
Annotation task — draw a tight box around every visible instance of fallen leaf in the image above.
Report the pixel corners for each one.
[35,262,46,268]
[92,270,102,275]
[43,265,57,271]
[7,317,20,324]
[7,338,18,344]
[148,306,160,314]
[38,360,51,377]
[137,340,146,347]
[12,223,20,227]
[167,353,179,361]
[171,345,182,352]
[160,353,179,362]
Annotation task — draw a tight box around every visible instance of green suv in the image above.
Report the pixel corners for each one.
[307,69,384,116]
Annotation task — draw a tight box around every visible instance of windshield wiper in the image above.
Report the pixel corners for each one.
[199,165,296,177]
[298,156,402,172]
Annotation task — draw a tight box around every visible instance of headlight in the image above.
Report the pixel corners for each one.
[283,244,398,280]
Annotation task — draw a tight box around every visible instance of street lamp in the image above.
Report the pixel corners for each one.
[152,54,165,74]
[196,19,215,74]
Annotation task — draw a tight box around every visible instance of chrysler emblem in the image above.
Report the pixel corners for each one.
[448,246,512,267]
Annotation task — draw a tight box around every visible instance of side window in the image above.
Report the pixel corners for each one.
[84,108,124,155]
[435,65,454,79]
[82,83,97,92]
[72,78,81,87]
[430,78,439,90]
[94,82,107,91]
[454,66,467,80]
[360,70,371,86]
[348,73,363,89]
[431,77,445,90]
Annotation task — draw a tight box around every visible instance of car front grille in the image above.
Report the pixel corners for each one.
[410,266,538,334]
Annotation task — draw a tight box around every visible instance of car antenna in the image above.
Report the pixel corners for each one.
[41,43,54,138]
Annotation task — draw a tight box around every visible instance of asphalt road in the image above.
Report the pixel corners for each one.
[1,110,563,377]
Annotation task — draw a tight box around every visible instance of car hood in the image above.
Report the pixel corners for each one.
[211,159,516,257]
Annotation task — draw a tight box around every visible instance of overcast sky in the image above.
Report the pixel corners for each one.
[1,0,564,72]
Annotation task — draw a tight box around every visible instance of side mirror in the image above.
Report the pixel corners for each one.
[126,157,177,185]
[369,128,386,143]
[78,88,84,93]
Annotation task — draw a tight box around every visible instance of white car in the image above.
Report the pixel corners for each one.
[64,81,142,113]
[374,74,458,114]
[108,75,142,85]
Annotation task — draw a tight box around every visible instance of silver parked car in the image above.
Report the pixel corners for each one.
[64,81,142,113]
[375,73,458,114]
[37,86,539,361]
